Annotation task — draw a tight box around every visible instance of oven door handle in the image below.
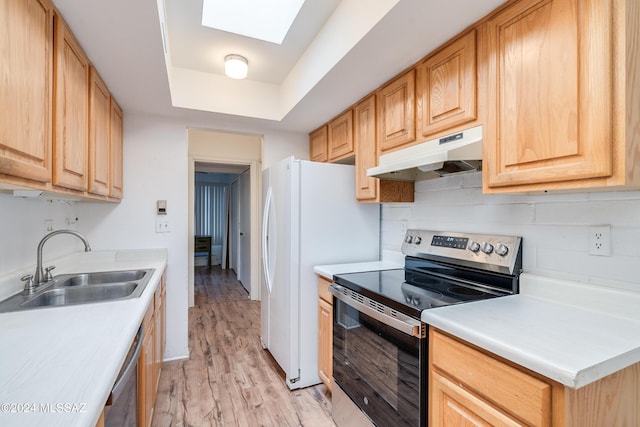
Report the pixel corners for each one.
[329,284,423,338]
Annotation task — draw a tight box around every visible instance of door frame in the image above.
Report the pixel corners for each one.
[188,156,261,305]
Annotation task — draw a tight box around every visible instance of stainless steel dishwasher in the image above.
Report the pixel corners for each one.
[104,326,143,427]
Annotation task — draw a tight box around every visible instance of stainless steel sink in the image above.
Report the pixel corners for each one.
[21,283,139,308]
[55,270,148,287]
[0,269,154,313]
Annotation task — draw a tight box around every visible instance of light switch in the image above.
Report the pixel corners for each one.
[156,218,170,233]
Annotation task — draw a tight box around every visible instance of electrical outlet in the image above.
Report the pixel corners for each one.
[400,220,408,236]
[589,225,611,256]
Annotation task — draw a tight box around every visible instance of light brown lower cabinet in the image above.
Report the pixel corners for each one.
[430,328,640,427]
[138,272,166,427]
[94,409,104,427]
[317,276,333,391]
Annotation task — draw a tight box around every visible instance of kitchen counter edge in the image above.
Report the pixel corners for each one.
[421,272,640,389]
[313,260,403,280]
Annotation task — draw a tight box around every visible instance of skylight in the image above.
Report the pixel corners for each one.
[202,0,306,45]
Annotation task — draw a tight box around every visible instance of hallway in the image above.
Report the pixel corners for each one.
[152,267,335,426]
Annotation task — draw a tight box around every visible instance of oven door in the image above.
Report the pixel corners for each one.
[329,284,427,427]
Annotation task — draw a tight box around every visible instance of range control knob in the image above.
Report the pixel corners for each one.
[405,235,413,243]
[495,244,509,256]
[468,240,481,252]
[481,242,494,254]
[413,236,422,245]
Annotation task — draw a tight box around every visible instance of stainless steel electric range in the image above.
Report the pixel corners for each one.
[329,229,523,427]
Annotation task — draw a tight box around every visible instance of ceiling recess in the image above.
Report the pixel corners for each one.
[201,0,306,44]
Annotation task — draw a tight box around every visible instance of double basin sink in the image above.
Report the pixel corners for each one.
[0,269,155,313]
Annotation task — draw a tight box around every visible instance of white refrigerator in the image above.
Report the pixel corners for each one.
[261,156,380,389]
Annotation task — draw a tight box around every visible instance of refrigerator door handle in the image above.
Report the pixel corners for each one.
[262,186,274,294]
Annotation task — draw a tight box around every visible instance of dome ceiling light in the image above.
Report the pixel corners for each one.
[224,54,248,79]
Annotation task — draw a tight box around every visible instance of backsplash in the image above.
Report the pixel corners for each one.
[381,172,640,291]
[0,195,81,277]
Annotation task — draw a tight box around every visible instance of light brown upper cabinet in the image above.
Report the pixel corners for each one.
[354,96,378,201]
[110,99,124,199]
[53,14,89,192]
[377,70,416,155]
[88,67,111,196]
[416,29,477,139]
[328,109,354,161]
[482,0,640,193]
[354,95,414,203]
[309,126,328,162]
[0,0,54,184]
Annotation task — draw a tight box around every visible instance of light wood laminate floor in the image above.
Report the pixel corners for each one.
[152,266,336,426]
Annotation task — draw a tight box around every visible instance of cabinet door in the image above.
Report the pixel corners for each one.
[153,282,165,393]
[328,109,354,161]
[88,67,111,196]
[139,326,154,427]
[109,99,123,198]
[318,297,333,391]
[53,15,89,191]
[430,329,554,427]
[417,29,477,138]
[309,126,328,162]
[354,95,415,203]
[354,95,379,201]
[431,371,524,427]
[161,287,166,356]
[483,0,613,190]
[154,304,162,392]
[377,70,416,154]
[0,0,53,183]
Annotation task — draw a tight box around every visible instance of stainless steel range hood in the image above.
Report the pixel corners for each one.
[367,125,483,181]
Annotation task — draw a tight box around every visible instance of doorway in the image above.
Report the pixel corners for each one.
[193,165,251,292]
[187,128,262,306]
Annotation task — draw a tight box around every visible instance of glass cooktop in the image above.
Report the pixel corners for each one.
[332,269,505,319]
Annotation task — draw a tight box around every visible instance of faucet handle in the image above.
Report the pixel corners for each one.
[44,265,56,281]
[21,274,36,294]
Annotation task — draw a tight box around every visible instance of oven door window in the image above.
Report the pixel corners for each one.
[333,298,424,427]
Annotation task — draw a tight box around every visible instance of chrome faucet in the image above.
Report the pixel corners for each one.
[34,230,91,285]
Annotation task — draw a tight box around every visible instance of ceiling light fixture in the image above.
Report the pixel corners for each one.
[224,54,248,79]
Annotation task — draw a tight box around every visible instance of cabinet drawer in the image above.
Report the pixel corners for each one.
[431,329,552,426]
[194,243,209,251]
[318,276,332,303]
[194,237,211,251]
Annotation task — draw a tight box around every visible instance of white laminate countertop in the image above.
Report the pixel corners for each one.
[0,249,168,427]
[422,273,640,389]
[313,260,403,280]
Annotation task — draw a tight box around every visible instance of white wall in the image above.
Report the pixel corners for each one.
[382,173,640,292]
[77,114,190,361]
[262,130,309,169]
